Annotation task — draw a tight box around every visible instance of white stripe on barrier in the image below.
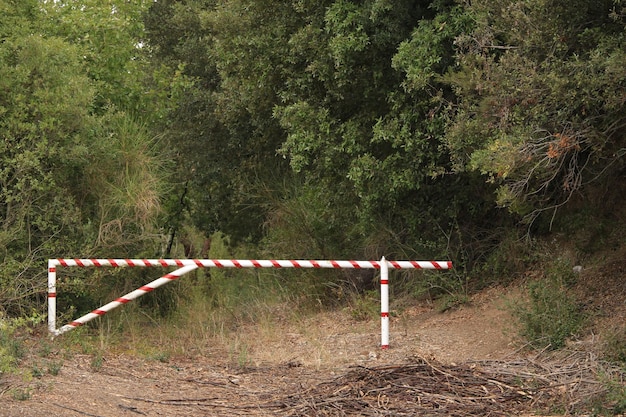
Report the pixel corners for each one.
[48,258,452,347]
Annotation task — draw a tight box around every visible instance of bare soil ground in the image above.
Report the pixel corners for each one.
[0,284,622,416]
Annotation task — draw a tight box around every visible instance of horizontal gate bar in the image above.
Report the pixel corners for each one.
[50,258,452,269]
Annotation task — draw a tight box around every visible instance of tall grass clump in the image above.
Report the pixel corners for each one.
[150,232,302,353]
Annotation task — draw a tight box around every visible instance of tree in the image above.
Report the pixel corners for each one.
[0,0,170,316]
[444,0,626,226]
[144,0,297,243]
[40,0,155,117]
[144,0,498,262]
[0,23,94,314]
[274,0,498,260]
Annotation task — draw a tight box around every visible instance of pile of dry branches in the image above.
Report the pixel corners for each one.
[276,351,622,416]
[120,350,623,416]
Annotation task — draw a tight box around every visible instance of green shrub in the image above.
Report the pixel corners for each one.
[47,361,62,376]
[10,388,31,401]
[592,370,626,416]
[603,326,626,364]
[347,290,379,321]
[0,319,26,373]
[512,262,584,350]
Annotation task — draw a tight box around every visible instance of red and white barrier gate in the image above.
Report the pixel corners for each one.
[48,258,452,348]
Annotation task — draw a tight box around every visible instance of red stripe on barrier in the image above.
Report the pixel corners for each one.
[214,260,224,268]
[381,312,389,317]
[194,259,204,268]
[93,309,106,316]
[141,259,152,266]
[330,260,340,268]
[409,261,421,269]
[58,259,69,267]
[389,261,401,269]
[109,259,119,267]
[116,297,131,304]
[138,285,155,292]
[349,260,360,268]
[447,261,453,269]
[49,267,56,273]
[70,321,83,327]
[233,260,243,268]
[311,260,321,268]
[48,292,56,298]
[126,258,136,267]
[431,261,442,269]
[93,259,102,267]
[380,280,388,285]
[252,260,262,268]
[291,260,301,268]
[270,260,281,268]
[75,259,85,267]
[372,261,381,269]
[175,259,184,267]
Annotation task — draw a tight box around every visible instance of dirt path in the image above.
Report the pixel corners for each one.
[0,286,552,416]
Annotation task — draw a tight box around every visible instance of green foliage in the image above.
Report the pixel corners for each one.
[0,0,171,317]
[47,361,63,376]
[347,289,379,321]
[0,320,25,373]
[606,383,626,416]
[144,0,293,243]
[40,0,155,116]
[84,112,167,250]
[589,368,626,416]
[0,313,42,374]
[262,181,362,260]
[163,232,281,338]
[0,31,93,315]
[10,388,31,401]
[90,352,104,371]
[144,0,487,256]
[469,230,538,288]
[271,0,506,267]
[444,0,626,225]
[512,261,584,349]
[277,0,439,194]
[603,325,626,364]
[401,268,468,305]
[2,0,626,353]
[0,0,38,38]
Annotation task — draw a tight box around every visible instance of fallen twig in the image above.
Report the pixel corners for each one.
[52,402,105,417]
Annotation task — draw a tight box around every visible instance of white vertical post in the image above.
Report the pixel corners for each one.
[380,256,389,349]
[48,259,57,335]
